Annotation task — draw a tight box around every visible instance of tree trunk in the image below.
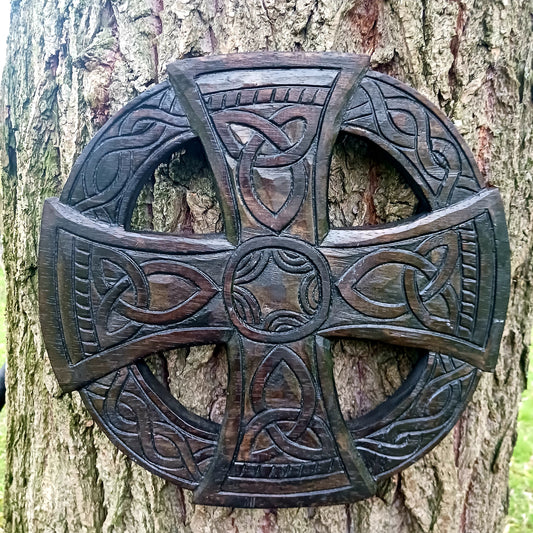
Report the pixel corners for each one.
[1,0,531,531]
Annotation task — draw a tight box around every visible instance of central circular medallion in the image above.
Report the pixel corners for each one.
[224,237,331,343]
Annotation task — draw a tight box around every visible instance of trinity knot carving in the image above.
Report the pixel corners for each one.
[39,53,510,508]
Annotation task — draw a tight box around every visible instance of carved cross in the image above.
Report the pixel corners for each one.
[39,53,510,507]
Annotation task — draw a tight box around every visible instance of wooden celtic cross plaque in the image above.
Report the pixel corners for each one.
[39,53,510,508]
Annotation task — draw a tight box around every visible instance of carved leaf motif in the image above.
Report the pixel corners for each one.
[263,360,303,410]
[37,55,510,507]
[204,90,333,231]
[337,232,461,330]
[234,345,338,464]
[250,346,315,414]
[345,262,408,316]
[115,261,218,325]
[86,246,219,349]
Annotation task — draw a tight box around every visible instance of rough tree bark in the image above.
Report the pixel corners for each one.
[1,0,531,532]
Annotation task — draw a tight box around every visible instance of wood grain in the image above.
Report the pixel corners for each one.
[38,52,510,508]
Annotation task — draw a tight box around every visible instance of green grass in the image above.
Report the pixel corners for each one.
[507,359,533,532]
[0,263,6,530]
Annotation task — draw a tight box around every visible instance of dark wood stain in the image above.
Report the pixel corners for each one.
[38,52,510,508]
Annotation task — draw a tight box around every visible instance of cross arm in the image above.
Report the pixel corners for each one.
[39,199,235,391]
[194,334,377,506]
[318,189,510,371]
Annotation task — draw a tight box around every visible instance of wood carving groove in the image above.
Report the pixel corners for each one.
[38,52,510,508]
[349,352,480,479]
[343,72,482,208]
[82,363,219,488]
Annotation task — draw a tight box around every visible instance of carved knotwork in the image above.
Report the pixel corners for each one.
[39,53,510,508]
